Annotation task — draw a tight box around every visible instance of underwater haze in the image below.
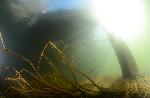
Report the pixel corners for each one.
[0,1,150,97]
[0,0,122,78]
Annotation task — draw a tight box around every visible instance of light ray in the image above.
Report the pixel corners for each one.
[90,0,146,41]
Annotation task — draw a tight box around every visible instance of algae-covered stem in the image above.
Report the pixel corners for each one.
[0,32,6,50]
[105,30,139,79]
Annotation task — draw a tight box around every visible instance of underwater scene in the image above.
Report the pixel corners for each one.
[0,0,150,98]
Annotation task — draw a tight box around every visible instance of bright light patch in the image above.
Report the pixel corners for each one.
[91,0,146,41]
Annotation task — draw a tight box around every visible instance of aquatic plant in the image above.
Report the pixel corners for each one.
[106,31,139,79]
[0,32,150,98]
[0,32,102,97]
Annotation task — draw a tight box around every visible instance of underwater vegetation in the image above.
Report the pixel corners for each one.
[0,0,150,98]
[0,33,150,98]
[106,31,139,79]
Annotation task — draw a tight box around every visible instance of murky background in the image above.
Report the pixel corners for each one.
[0,0,150,79]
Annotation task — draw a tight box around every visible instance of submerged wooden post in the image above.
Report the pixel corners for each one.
[106,31,139,79]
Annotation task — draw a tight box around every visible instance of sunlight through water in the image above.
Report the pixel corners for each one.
[90,0,146,41]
